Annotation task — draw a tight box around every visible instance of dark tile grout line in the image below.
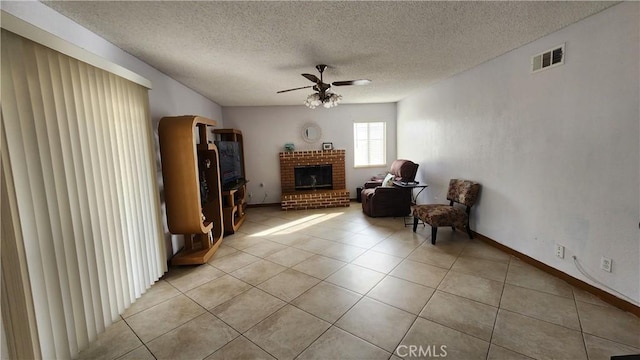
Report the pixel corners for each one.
[574,285,592,359]
[139,271,277,359]
[134,228,462,358]
[486,256,510,360]
[132,226,398,358]
[301,258,398,358]
[130,269,546,359]
[393,238,461,352]
[121,311,158,359]
[109,209,635,360]
[193,245,354,359]
[202,250,384,360]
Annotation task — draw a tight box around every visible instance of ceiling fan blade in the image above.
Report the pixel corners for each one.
[302,73,321,83]
[332,79,372,86]
[277,85,315,93]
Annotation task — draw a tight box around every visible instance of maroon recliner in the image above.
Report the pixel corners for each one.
[361,160,419,217]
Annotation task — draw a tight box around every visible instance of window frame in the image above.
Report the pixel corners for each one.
[353,121,387,168]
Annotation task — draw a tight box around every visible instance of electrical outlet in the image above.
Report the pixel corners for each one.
[600,257,612,272]
[555,244,565,259]
[248,193,253,198]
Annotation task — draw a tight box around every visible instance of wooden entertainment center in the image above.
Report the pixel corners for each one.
[159,115,224,265]
[214,129,247,235]
[158,116,247,265]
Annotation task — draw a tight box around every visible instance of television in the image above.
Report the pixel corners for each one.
[215,140,244,189]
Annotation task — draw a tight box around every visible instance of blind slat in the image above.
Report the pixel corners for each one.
[50,51,91,350]
[354,122,386,167]
[1,29,166,359]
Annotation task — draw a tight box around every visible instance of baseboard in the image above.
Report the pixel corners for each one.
[246,203,281,208]
[474,232,640,317]
[238,204,638,315]
[248,201,360,208]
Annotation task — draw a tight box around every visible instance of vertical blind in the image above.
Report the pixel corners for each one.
[354,121,386,167]
[1,29,166,359]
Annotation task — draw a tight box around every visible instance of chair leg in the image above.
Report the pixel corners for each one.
[451,226,456,232]
[431,227,437,245]
[466,224,474,239]
[412,217,418,232]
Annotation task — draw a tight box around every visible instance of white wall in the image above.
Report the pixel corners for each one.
[222,103,397,204]
[1,2,223,123]
[2,1,225,256]
[397,2,639,304]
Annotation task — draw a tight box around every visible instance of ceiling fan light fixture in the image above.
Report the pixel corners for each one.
[304,93,322,109]
[323,93,342,108]
[285,65,367,109]
[304,92,342,109]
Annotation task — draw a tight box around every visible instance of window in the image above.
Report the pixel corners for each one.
[354,122,386,167]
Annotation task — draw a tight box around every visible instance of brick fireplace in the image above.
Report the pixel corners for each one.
[279,150,350,210]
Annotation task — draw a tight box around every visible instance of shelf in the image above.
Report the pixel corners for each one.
[159,115,224,265]
[197,143,217,151]
[223,205,246,234]
[214,129,246,235]
[171,235,223,265]
[220,183,247,234]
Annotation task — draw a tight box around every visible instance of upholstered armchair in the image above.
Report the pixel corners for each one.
[412,179,481,244]
[361,159,419,217]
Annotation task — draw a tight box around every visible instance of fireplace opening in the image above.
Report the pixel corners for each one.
[294,165,333,190]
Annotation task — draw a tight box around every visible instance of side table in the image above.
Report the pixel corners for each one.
[392,181,428,226]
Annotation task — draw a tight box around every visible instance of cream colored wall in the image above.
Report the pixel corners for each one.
[397,3,639,304]
[222,103,397,204]
[2,1,226,256]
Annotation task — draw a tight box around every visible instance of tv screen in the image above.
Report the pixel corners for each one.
[215,141,243,187]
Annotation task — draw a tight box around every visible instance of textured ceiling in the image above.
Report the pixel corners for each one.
[43,1,615,107]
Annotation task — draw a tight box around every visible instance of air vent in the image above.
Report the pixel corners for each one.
[532,44,564,73]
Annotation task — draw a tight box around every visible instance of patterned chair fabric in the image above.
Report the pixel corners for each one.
[412,179,481,244]
[446,179,480,206]
[412,204,468,228]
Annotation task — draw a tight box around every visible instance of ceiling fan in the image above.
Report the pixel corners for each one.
[277,64,371,108]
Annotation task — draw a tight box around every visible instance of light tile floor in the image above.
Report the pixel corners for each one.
[78,204,640,360]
